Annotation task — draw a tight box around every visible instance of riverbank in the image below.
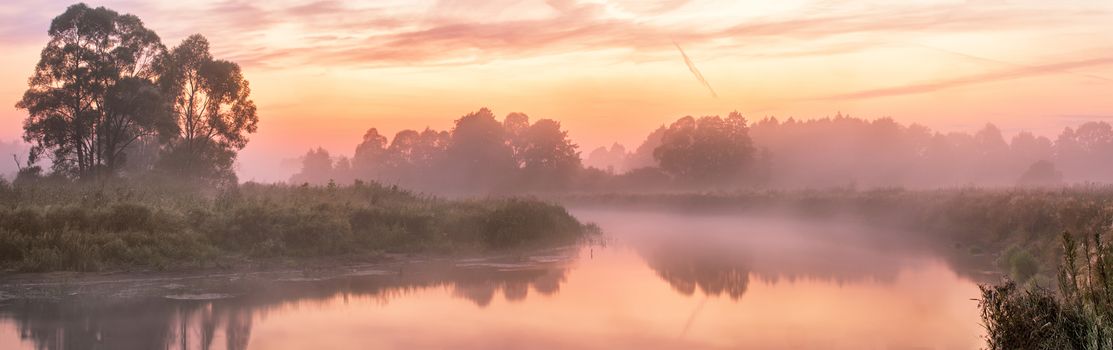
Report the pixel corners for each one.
[0,245,582,302]
[0,180,598,273]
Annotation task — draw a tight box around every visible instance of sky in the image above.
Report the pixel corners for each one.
[1,0,1111,182]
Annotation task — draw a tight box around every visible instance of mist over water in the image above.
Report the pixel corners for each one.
[0,209,988,350]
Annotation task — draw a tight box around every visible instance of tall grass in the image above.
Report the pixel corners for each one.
[981,229,1113,349]
[0,179,597,272]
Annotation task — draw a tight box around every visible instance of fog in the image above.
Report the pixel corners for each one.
[573,208,991,286]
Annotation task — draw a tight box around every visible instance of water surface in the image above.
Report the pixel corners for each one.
[0,209,988,349]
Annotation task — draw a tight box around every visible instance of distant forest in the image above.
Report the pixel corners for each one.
[291,109,1110,192]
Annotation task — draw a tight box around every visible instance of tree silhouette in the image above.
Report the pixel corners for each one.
[352,127,388,178]
[444,108,516,192]
[503,112,530,166]
[518,119,581,190]
[1018,160,1063,187]
[654,112,755,185]
[16,3,168,179]
[290,147,334,185]
[156,34,258,181]
[585,143,627,174]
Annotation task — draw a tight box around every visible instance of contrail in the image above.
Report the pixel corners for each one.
[674,41,718,98]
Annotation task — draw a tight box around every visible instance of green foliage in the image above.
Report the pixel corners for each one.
[998,245,1040,284]
[0,180,595,272]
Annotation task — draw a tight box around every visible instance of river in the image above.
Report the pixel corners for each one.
[0,209,989,349]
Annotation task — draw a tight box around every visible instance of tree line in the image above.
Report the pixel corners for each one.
[296,109,1113,192]
[291,109,766,192]
[585,114,1113,189]
[14,3,258,183]
[291,108,583,193]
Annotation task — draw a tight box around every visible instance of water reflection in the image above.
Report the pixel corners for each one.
[645,242,750,300]
[0,211,990,350]
[594,209,996,302]
[0,254,574,350]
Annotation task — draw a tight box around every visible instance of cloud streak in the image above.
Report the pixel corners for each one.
[1,0,1109,73]
[4,0,1087,70]
[912,44,1113,83]
[814,55,1113,101]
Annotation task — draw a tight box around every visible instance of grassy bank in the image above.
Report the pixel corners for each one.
[0,180,597,272]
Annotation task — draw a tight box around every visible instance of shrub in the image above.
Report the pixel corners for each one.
[979,282,1088,349]
[482,199,588,249]
[981,231,1113,349]
[998,245,1040,284]
[99,203,155,232]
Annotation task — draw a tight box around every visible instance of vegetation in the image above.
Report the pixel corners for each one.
[980,230,1113,349]
[583,113,1113,190]
[293,108,583,194]
[15,3,256,183]
[0,179,597,272]
[293,108,1113,195]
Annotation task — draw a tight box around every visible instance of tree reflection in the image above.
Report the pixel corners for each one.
[645,243,751,300]
[638,226,997,302]
[0,257,571,350]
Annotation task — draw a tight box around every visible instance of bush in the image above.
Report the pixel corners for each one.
[979,282,1088,350]
[981,231,1113,349]
[482,199,590,249]
[998,245,1040,284]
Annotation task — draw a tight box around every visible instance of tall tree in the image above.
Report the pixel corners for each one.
[654,112,755,185]
[16,3,166,178]
[445,108,516,192]
[157,34,257,181]
[518,119,581,190]
[352,127,388,177]
[290,147,334,185]
[503,112,530,166]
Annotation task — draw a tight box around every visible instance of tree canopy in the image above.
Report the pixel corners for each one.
[156,34,258,181]
[654,112,756,185]
[14,3,257,182]
[16,3,167,178]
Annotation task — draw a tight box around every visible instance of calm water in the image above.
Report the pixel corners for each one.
[0,209,988,349]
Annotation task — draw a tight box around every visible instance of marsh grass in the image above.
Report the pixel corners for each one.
[981,230,1113,349]
[0,179,597,272]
